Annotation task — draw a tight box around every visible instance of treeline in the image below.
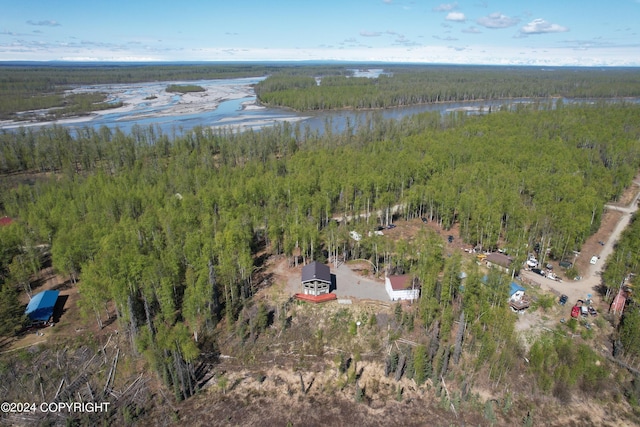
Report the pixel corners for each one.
[256,66,640,111]
[1,103,639,399]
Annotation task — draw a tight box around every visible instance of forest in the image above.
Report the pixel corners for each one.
[256,66,640,111]
[1,64,640,424]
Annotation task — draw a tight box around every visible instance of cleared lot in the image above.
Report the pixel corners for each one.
[284,261,390,302]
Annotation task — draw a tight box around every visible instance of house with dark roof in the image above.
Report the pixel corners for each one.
[25,290,59,326]
[385,274,419,301]
[485,252,514,274]
[301,261,332,296]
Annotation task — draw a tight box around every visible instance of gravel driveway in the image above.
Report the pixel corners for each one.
[331,263,389,302]
[521,184,640,305]
[284,261,390,302]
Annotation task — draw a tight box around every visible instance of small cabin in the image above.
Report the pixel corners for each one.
[301,261,331,296]
[508,282,530,312]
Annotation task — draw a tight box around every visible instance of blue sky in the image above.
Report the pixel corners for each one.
[1,0,639,66]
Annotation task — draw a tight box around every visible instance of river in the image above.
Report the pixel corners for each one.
[0,75,636,137]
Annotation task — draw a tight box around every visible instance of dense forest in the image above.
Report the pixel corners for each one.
[256,67,640,111]
[2,64,640,424]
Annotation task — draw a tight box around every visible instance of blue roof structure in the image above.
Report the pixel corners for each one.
[25,290,59,322]
[510,282,525,296]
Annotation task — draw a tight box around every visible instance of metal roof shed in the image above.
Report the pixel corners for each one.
[25,290,59,322]
[509,282,525,297]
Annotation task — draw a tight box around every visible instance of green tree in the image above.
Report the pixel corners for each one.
[413,344,429,385]
[619,306,640,357]
[0,284,25,335]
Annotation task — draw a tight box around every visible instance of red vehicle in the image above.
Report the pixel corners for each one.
[571,305,581,318]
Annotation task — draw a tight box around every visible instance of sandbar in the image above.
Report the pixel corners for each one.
[0,77,265,130]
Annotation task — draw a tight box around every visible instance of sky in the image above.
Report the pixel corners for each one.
[1,0,639,66]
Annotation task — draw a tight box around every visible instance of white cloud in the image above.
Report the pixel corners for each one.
[433,35,459,41]
[1,44,637,66]
[26,20,61,27]
[477,12,519,29]
[446,12,466,22]
[433,3,458,12]
[360,31,382,37]
[520,19,569,35]
[1,35,638,67]
[462,26,482,34]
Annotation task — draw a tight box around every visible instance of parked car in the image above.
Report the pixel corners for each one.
[448,235,454,243]
[588,306,598,316]
[590,256,598,265]
[532,268,545,276]
[559,260,573,268]
[571,305,580,318]
[386,224,397,229]
[421,217,428,223]
[559,294,568,306]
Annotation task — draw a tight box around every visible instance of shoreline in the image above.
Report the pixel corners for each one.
[0,78,264,130]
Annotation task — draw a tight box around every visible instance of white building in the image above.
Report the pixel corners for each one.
[385,274,419,301]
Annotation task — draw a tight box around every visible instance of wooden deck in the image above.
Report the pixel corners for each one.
[294,293,337,303]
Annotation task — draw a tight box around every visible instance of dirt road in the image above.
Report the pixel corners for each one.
[521,182,640,305]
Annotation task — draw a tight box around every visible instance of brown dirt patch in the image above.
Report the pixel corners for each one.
[615,179,640,207]
[171,361,479,427]
[573,208,623,275]
[5,264,118,353]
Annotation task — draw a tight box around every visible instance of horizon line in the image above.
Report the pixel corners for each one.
[1,59,639,69]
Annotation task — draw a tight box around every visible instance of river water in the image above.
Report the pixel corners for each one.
[0,75,636,137]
